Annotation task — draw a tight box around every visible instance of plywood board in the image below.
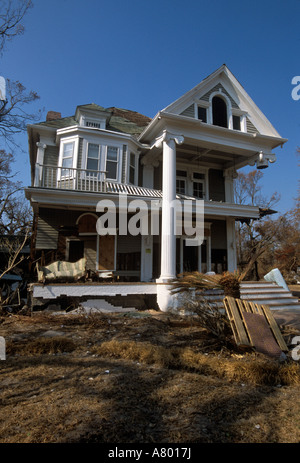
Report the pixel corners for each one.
[98,235,115,270]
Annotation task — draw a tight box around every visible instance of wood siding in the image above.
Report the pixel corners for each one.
[180,104,195,118]
[246,118,259,134]
[200,83,239,109]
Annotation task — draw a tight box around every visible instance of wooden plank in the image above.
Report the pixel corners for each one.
[223,297,251,347]
[260,304,288,352]
[223,296,288,353]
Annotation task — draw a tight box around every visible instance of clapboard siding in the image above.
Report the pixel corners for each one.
[180,104,195,118]
[36,216,59,249]
[36,208,84,250]
[44,145,59,166]
[201,84,239,109]
[246,118,259,134]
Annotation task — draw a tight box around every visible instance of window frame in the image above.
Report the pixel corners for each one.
[82,137,123,183]
[86,142,102,178]
[58,136,79,180]
[192,172,205,199]
[105,145,119,181]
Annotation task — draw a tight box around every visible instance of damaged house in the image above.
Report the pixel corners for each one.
[25,65,287,311]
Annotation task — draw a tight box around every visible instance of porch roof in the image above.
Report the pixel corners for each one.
[25,184,260,220]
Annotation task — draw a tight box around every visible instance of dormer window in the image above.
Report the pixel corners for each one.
[86,120,102,129]
[212,96,228,128]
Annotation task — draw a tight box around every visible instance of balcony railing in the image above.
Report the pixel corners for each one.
[34,164,163,197]
[35,164,107,193]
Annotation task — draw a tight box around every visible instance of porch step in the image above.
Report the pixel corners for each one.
[240,281,300,311]
[200,282,300,312]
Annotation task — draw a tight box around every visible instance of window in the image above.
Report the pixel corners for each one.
[176,170,187,195]
[87,143,100,176]
[212,96,228,128]
[86,121,101,128]
[193,172,205,198]
[61,142,74,176]
[129,152,136,184]
[232,115,241,130]
[198,106,207,123]
[106,146,118,180]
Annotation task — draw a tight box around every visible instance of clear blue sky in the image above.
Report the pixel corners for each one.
[1,0,299,214]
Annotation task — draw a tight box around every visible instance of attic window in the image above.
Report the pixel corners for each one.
[198,106,207,123]
[212,96,228,128]
[86,121,101,128]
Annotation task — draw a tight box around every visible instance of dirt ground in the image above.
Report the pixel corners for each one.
[1,308,300,444]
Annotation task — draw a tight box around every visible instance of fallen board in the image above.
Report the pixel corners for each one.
[223,296,288,352]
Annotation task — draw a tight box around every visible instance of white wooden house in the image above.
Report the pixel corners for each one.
[25,65,287,310]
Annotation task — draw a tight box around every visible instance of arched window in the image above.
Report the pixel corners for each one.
[212,96,228,128]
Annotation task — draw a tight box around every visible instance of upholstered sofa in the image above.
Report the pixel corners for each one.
[37,257,86,283]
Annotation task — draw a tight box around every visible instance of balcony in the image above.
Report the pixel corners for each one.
[35,164,107,193]
[34,164,163,197]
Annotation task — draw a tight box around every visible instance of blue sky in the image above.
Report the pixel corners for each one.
[1,0,299,214]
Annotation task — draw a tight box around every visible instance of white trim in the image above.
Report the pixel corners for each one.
[58,135,79,183]
[208,90,232,129]
[76,212,98,225]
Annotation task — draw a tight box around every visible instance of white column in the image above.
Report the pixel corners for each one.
[34,142,47,187]
[156,131,184,282]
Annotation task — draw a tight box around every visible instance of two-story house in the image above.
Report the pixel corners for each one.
[25,64,287,310]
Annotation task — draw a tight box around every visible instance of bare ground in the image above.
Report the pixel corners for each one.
[1,309,300,444]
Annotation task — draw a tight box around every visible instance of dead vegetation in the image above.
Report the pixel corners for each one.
[1,308,300,443]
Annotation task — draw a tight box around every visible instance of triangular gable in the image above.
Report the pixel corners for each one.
[162,64,281,138]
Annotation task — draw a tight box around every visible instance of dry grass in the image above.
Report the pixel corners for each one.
[94,339,300,386]
[1,310,300,443]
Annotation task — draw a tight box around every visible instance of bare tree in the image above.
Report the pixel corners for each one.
[0,1,37,288]
[234,170,280,280]
[0,0,32,54]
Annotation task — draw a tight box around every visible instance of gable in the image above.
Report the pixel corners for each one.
[161,65,281,138]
